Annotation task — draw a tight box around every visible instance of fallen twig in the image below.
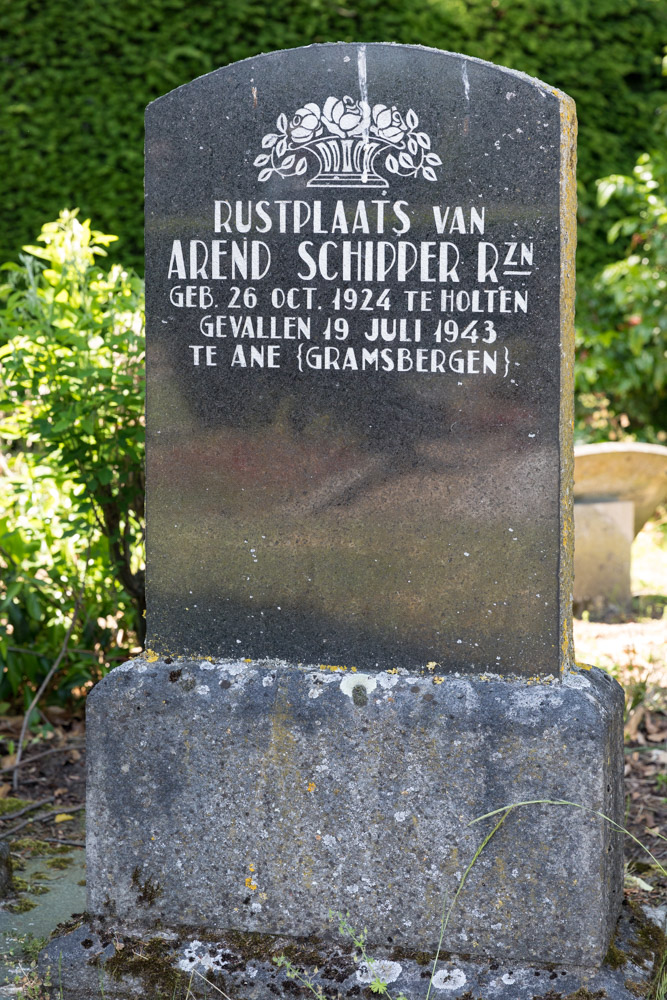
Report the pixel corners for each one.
[0,796,54,822]
[0,802,85,840]
[37,837,85,849]
[1,743,85,774]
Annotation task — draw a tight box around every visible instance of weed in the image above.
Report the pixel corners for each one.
[273,799,664,1000]
[274,954,327,1000]
[425,808,514,1000]
[274,911,409,1000]
[650,946,667,1000]
[12,964,52,1000]
[470,798,667,876]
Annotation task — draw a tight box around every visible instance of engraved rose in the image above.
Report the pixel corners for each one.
[254,96,441,184]
[321,96,371,137]
[289,103,322,143]
[371,104,406,144]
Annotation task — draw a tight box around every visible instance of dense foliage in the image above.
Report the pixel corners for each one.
[0,213,145,710]
[1,0,665,278]
[576,149,667,442]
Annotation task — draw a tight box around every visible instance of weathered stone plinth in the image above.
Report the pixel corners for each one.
[83,657,623,971]
[40,900,665,1000]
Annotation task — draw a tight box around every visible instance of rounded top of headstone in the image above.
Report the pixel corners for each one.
[574,442,667,535]
[146,42,574,114]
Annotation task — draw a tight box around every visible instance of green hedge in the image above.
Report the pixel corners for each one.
[1,0,665,277]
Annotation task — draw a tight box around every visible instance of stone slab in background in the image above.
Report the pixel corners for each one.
[86,658,624,968]
[574,500,634,612]
[574,442,667,536]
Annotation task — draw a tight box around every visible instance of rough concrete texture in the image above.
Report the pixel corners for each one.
[574,500,634,612]
[86,658,624,968]
[40,901,664,1000]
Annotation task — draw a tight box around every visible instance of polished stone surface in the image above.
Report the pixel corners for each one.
[145,43,577,676]
[85,657,624,967]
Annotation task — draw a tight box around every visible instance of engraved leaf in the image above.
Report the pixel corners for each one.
[386,154,399,174]
[425,152,442,166]
[257,167,273,182]
[262,133,278,149]
[416,131,431,149]
[407,137,418,156]
[253,153,270,167]
[281,154,296,169]
[405,109,418,129]
[277,113,288,132]
[422,166,438,182]
[399,151,414,169]
[295,157,308,175]
[276,137,288,158]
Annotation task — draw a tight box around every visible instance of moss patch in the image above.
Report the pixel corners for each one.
[131,866,163,906]
[104,937,191,997]
[11,837,71,856]
[7,896,37,913]
[45,855,74,869]
[623,982,648,998]
[222,928,324,968]
[0,797,32,816]
[389,944,443,967]
[27,883,49,895]
[627,897,667,989]
[604,941,628,969]
[50,913,87,939]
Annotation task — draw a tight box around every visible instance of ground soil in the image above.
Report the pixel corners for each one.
[574,613,667,908]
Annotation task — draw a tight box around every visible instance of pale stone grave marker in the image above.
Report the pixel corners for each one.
[43,44,626,999]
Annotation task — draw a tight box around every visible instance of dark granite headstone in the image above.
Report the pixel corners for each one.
[145,43,576,676]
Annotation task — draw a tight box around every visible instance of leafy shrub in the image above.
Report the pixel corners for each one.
[0,211,145,710]
[576,148,667,441]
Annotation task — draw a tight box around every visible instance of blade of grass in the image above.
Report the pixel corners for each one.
[425,806,515,1000]
[190,968,235,999]
[469,798,666,876]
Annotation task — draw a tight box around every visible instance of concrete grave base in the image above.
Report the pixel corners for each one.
[80,657,624,971]
[40,901,665,1000]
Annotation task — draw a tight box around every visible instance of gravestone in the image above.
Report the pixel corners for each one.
[574,501,634,612]
[44,44,626,998]
[573,442,667,611]
[144,43,575,676]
